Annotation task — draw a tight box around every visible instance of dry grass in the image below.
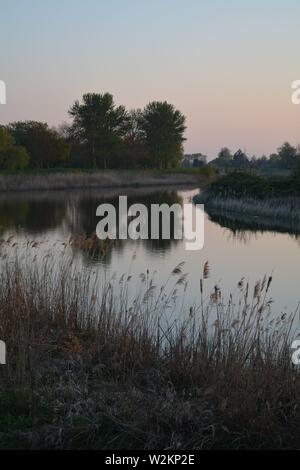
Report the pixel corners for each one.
[69,232,114,257]
[195,194,300,224]
[0,252,300,449]
[0,170,199,192]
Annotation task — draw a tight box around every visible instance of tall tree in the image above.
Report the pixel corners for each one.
[68,93,128,168]
[233,149,250,169]
[278,142,297,169]
[140,101,186,169]
[218,147,232,160]
[116,110,149,168]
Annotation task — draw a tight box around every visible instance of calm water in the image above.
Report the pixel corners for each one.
[0,185,299,315]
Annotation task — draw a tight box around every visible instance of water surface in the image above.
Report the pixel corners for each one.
[0,186,299,315]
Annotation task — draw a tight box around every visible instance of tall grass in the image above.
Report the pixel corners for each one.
[0,251,300,449]
[195,194,300,224]
[0,170,199,192]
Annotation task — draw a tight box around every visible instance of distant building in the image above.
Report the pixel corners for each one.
[181,153,207,168]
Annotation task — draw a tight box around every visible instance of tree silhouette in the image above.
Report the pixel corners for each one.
[69,93,128,168]
[139,101,186,169]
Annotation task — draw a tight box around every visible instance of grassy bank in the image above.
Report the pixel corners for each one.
[0,169,209,192]
[0,249,300,449]
[196,195,300,225]
[203,205,300,237]
[194,172,300,223]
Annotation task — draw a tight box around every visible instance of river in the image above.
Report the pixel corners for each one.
[0,185,299,316]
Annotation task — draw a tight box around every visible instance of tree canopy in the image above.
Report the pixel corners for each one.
[139,101,186,169]
[0,127,29,170]
[2,91,300,174]
[8,121,70,168]
[68,93,128,168]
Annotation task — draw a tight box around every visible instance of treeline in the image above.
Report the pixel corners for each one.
[0,93,186,171]
[211,143,300,172]
[2,93,300,173]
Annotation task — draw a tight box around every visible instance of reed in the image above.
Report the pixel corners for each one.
[0,170,199,192]
[195,193,300,224]
[0,251,299,449]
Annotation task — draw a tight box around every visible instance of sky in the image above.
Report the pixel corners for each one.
[1,0,300,159]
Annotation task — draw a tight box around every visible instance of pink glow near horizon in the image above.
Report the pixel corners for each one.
[1,0,300,159]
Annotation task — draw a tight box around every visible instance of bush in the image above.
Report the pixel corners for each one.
[8,121,70,168]
[203,170,300,202]
[0,146,30,171]
[198,164,218,178]
[0,127,13,152]
[207,172,272,199]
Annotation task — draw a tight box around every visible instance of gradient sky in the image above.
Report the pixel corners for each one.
[1,0,300,158]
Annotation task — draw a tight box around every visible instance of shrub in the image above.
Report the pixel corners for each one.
[8,121,70,168]
[0,127,13,152]
[198,164,218,178]
[207,172,272,199]
[0,146,30,171]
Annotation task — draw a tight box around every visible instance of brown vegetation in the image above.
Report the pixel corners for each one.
[0,170,200,192]
[0,247,299,449]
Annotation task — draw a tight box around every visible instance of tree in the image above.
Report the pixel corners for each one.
[269,153,281,167]
[0,146,29,171]
[233,149,250,169]
[8,121,70,168]
[218,147,232,161]
[278,142,297,169]
[139,101,186,169]
[68,93,128,168]
[123,109,144,145]
[113,110,149,169]
[0,127,13,152]
[0,127,29,170]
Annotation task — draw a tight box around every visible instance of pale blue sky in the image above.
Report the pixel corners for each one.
[1,0,300,157]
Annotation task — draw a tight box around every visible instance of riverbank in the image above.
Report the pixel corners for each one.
[195,194,300,224]
[1,248,300,450]
[203,205,300,237]
[0,169,205,192]
[194,171,300,223]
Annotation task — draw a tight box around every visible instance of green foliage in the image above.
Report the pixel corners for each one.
[67,95,187,170]
[69,93,128,168]
[0,127,30,170]
[0,127,13,152]
[139,101,186,169]
[206,171,300,201]
[212,142,300,174]
[0,146,29,171]
[218,147,232,160]
[198,164,218,178]
[8,121,70,168]
[109,109,149,169]
[233,149,250,169]
[277,142,297,169]
[208,172,272,199]
[3,92,300,174]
